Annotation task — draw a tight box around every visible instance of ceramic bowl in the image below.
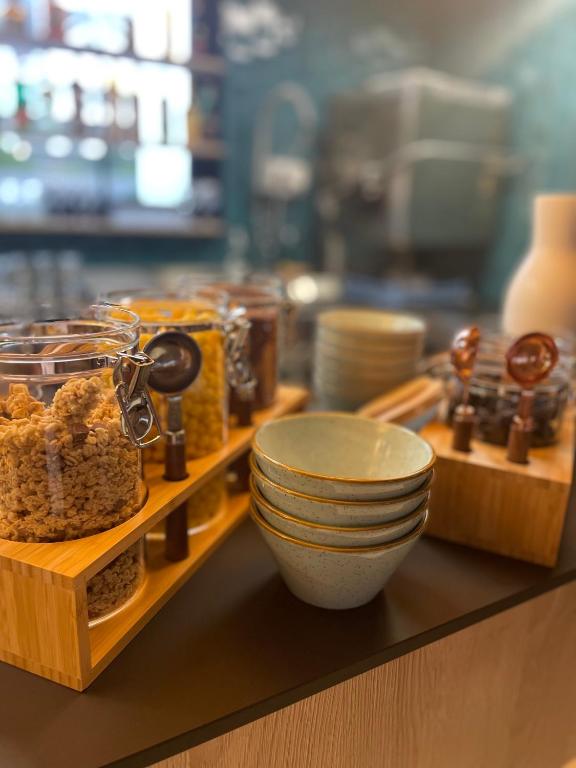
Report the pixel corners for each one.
[316,326,424,356]
[314,367,416,398]
[318,309,426,341]
[315,354,418,383]
[253,413,435,500]
[313,390,367,411]
[316,346,419,374]
[251,502,428,609]
[250,477,427,546]
[249,454,433,525]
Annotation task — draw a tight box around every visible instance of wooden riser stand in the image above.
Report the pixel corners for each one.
[421,411,574,567]
[0,385,308,691]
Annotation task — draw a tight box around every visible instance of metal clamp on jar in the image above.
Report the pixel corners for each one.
[225,309,257,427]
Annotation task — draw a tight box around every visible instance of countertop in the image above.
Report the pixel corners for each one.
[1,487,576,768]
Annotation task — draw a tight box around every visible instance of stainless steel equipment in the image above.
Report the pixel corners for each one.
[317,68,517,280]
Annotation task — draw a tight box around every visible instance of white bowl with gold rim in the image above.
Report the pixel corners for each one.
[253,413,435,501]
[250,453,432,526]
[251,502,427,609]
[318,309,425,342]
[314,347,418,379]
[251,477,427,547]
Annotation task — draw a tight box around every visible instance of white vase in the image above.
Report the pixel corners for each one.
[502,194,576,339]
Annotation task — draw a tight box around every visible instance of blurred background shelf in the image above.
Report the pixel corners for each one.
[0,214,226,238]
[0,36,226,75]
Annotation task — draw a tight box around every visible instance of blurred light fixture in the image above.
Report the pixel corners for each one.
[135,145,191,207]
[0,177,20,205]
[117,140,137,160]
[12,140,32,162]
[0,131,20,153]
[287,274,320,304]
[221,0,302,63]
[21,178,44,203]
[78,137,108,161]
[45,135,73,158]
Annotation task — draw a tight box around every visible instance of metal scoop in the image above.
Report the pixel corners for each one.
[450,326,481,452]
[505,332,558,464]
[144,331,203,561]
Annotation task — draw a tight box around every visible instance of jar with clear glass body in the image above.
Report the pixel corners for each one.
[447,334,573,447]
[178,275,284,410]
[147,472,226,539]
[106,290,233,462]
[0,306,156,543]
[88,537,146,625]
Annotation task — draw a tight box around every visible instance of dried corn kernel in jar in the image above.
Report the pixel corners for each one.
[0,308,149,544]
[109,293,229,462]
[87,539,145,624]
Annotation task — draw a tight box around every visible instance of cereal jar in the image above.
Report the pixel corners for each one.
[0,305,159,543]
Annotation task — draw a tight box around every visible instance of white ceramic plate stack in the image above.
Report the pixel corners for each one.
[314,309,426,410]
[250,413,435,610]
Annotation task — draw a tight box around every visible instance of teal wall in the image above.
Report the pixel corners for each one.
[223,0,427,264]
[226,0,576,304]
[437,0,576,305]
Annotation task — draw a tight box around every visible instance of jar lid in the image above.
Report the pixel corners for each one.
[105,288,230,334]
[177,273,284,310]
[0,304,140,374]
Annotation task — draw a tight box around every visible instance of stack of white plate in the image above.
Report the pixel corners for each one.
[250,413,435,610]
[314,309,426,410]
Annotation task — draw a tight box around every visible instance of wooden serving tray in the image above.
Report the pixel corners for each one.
[421,411,574,567]
[0,385,308,690]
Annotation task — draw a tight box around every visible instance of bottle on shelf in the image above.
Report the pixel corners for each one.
[194,76,221,138]
[187,104,203,147]
[2,0,27,38]
[48,0,65,42]
[72,81,83,137]
[15,80,28,131]
[192,0,210,55]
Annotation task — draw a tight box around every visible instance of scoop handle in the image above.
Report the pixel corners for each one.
[163,404,189,561]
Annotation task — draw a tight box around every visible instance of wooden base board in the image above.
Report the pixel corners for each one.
[421,416,574,567]
[0,385,308,690]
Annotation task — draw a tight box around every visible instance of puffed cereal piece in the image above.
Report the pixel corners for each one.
[52,375,106,422]
[4,384,44,419]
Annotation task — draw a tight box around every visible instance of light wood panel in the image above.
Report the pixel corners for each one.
[421,416,574,566]
[89,492,249,675]
[154,580,576,768]
[0,563,85,688]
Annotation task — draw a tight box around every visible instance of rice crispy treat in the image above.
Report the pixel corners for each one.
[0,377,143,542]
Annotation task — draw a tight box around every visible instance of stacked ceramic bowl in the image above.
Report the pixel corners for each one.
[314,309,426,410]
[250,413,435,609]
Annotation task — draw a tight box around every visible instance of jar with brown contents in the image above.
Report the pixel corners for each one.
[0,306,154,543]
[446,333,572,447]
[177,275,284,411]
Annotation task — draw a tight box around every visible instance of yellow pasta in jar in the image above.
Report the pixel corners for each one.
[115,294,229,463]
